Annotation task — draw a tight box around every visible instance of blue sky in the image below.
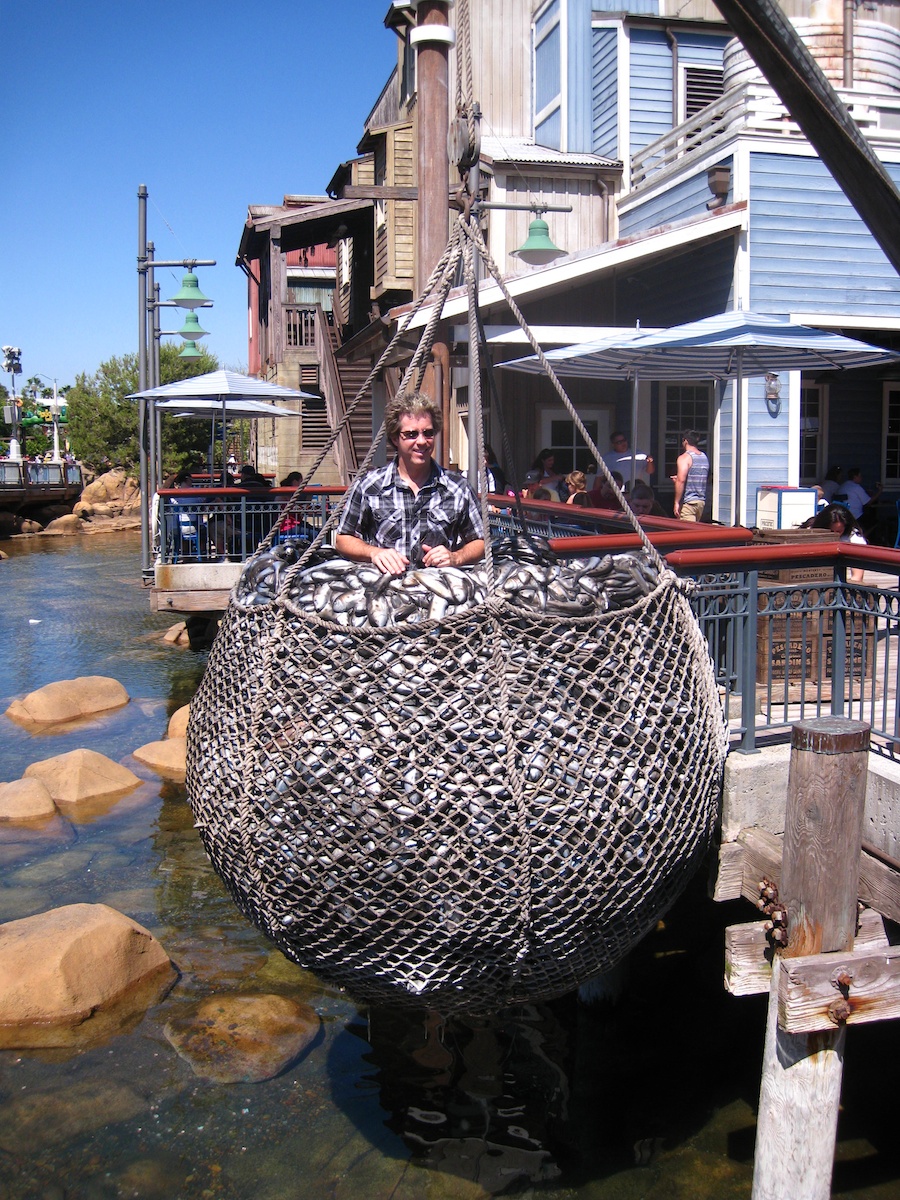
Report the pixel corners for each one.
[1,1,398,390]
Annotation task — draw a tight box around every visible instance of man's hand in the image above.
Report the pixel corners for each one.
[422,544,453,568]
[371,547,409,575]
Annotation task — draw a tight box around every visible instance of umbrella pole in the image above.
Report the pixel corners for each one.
[222,399,228,487]
[734,354,744,526]
[629,375,639,493]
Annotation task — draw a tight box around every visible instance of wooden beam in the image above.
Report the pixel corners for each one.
[715,826,900,925]
[342,185,419,201]
[725,907,888,997]
[151,590,231,613]
[777,944,900,1032]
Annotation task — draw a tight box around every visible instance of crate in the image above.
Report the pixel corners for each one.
[754,528,840,584]
[757,610,820,686]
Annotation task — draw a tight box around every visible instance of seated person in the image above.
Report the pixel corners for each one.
[588,470,625,510]
[628,481,667,517]
[335,391,485,576]
[239,464,271,488]
[280,471,304,488]
[802,502,867,583]
[531,486,554,501]
[565,470,592,507]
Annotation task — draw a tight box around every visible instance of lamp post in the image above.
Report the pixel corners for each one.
[2,346,22,462]
[137,183,215,579]
[30,374,65,463]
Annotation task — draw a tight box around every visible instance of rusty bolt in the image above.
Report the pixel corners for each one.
[835,972,853,992]
[828,997,852,1024]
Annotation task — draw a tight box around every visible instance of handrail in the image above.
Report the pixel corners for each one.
[315,304,357,480]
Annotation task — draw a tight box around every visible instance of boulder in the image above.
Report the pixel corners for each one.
[24,749,141,804]
[162,621,190,646]
[43,513,85,535]
[0,903,177,1049]
[167,703,191,738]
[132,737,186,779]
[5,675,129,724]
[72,499,94,518]
[0,779,57,823]
[164,993,319,1083]
[0,549,7,560]
[79,468,140,514]
[18,519,42,535]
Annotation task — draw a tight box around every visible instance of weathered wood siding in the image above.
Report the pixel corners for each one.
[494,171,607,270]
[449,0,532,139]
[749,151,900,318]
[592,25,619,158]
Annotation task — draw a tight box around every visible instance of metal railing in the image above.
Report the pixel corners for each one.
[156,488,339,564]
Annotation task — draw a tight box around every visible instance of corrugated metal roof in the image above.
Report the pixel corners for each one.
[480,136,620,170]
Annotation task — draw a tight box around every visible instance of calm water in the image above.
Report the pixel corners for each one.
[1,533,899,1199]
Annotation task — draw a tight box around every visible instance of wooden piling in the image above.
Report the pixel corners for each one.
[752,717,869,1200]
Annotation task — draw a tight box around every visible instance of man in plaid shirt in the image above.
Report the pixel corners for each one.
[335,392,485,576]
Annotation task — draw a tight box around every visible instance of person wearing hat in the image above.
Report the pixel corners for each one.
[521,468,546,499]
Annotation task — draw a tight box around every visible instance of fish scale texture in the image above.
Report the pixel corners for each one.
[186,554,727,1011]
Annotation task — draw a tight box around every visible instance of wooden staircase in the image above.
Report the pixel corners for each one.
[315,307,375,484]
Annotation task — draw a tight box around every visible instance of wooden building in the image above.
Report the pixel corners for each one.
[237,0,900,526]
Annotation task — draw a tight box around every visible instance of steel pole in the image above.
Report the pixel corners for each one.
[138,185,150,577]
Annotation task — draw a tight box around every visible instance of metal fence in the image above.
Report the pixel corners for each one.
[155,492,900,753]
[156,491,332,564]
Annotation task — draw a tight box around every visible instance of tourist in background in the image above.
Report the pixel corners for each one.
[672,430,709,522]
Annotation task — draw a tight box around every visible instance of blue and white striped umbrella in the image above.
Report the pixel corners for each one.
[500,310,900,379]
[501,310,900,523]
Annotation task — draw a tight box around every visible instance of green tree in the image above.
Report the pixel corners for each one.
[67,345,219,471]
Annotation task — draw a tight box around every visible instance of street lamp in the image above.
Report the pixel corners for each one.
[136,184,216,580]
[29,374,65,463]
[2,345,22,462]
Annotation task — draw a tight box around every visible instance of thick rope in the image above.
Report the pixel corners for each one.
[456,215,670,579]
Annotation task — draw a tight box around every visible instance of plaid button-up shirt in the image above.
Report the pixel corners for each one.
[336,460,484,565]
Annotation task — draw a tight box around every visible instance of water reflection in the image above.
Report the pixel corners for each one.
[357,1004,568,1193]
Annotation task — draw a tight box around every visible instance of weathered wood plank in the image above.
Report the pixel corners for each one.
[778,944,900,1033]
[151,590,231,613]
[724,908,888,997]
[718,825,900,925]
[342,185,419,200]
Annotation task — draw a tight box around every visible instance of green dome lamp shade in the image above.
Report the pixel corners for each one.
[511,216,566,266]
[178,340,204,358]
[169,271,210,310]
[178,312,209,342]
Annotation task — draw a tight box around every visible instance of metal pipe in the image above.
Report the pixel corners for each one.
[137,185,150,577]
[843,0,854,88]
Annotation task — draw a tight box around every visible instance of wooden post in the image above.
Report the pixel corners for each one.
[752,717,869,1200]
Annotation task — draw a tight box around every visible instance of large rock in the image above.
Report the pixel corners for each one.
[43,513,85,535]
[0,778,57,823]
[79,468,140,514]
[164,993,319,1083]
[0,903,177,1049]
[24,749,141,804]
[132,737,186,779]
[5,675,129,724]
[167,703,191,738]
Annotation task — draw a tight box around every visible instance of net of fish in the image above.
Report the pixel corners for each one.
[186,541,727,1011]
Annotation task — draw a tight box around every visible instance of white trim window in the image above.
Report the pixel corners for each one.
[799,383,825,486]
[540,407,608,475]
[678,64,725,125]
[660,384,712,478]
[533,0,563,150]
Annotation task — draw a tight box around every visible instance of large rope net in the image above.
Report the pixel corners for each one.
[186,73,728,1009]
